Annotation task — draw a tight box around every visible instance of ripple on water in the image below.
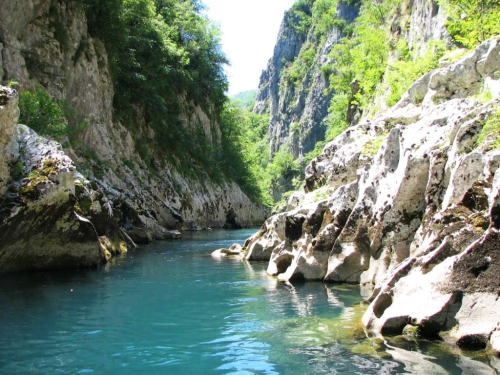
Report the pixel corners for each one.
[0,229,498,375]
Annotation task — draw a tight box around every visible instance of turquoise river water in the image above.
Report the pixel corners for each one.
[1,229,498,374]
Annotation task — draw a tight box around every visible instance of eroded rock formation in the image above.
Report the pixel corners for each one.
[240,37,500,352]
[0,0,267,274]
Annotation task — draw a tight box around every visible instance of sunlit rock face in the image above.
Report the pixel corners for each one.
[252,2,360,201]
[0,0,266,237]
[241,37,500,351]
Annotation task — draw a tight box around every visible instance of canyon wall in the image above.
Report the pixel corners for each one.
[242,36,500,352]
[0,0,266,273]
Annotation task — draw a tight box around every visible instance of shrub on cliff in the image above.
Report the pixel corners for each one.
[18,86,67,139]
[444,0,500,49]
[80,0,228,162]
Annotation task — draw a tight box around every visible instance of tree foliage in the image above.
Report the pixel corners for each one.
[385,40,446,106]
[80,0,228,155]
[288,0,314,35]
[19,86,68,139]
[444,0,500,49]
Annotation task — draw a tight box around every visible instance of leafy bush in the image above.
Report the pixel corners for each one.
[385,41,446,106]
[443,0,500,49]
[10,162,24,180]
[288,0,313,35]
[19,86,68,139]
[283,44,317,85]
[266,151,300,194]
[218,104,273,206]
[303,140,327,167]
[312,0,339,39]
[477,109,500,150]
[323,0,450,137]
[362,134,387,155]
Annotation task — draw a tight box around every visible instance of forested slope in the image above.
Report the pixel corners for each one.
[0,0,269,273]
[253,0,499,202]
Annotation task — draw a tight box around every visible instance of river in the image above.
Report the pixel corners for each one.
[0,229,498,374]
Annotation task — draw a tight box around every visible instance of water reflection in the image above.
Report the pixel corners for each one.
[0,229,498,375]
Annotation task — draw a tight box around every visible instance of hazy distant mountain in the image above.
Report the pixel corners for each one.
[231,90,258,109]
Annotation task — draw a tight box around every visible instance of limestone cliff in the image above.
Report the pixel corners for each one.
[254,0,451,202]
[240,37,500,353]
[0,0,267,273]
[254,1,359,159]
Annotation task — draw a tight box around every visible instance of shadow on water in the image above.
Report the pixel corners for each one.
[0,228,498,374]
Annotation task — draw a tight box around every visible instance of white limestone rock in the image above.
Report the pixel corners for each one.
[240,36,500,352]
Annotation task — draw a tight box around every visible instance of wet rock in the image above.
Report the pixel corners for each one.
[240,36,500,350]
[211,243,243,258]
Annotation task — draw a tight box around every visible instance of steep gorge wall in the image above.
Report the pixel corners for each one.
[255,0,449,161]
[0,0,266,274]
[241,36,500,353]
[254,2,360,159]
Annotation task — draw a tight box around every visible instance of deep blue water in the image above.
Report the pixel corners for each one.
[0,229,498,375]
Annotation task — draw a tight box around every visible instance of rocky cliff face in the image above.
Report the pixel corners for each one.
[254,0,449,161]
[240,37,500,353]
[0,0,267,273]
[254,2,360,159]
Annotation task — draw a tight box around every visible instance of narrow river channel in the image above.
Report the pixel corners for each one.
[0,229,498,374]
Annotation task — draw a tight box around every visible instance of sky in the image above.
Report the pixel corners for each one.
[202,0,296,96]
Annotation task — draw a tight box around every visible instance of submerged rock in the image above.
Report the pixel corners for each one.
[211,243,243,258]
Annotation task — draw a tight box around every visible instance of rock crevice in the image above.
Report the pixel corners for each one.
[240,36,500,353]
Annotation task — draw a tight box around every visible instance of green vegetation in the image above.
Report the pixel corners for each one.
[288,0,313,35]
[77,0,227,160]
[18,86,89,146]
[267,151,301,195]
[231,90,258,109]
[362,134,387,155]
[217,104,271,205]
[283,43,317,86]
[319,0,495,137]
[477,109,500,150]
[10,162,24,180]
[313,0,340,39]
[216,104,305,208]
[7,78,19,88]
[385,40,446,106]
[443,0,500,49]
[326,0,393,127]
[18,86,68,139]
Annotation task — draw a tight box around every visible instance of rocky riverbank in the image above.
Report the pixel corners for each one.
[0,0,269,275]
[0,85,266,274]
[223,37,500,353]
